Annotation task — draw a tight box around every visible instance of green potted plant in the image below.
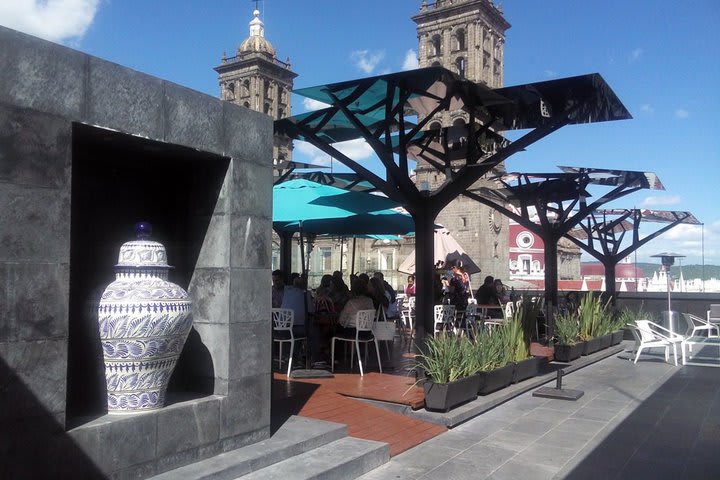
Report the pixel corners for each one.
[416,333,480,412]
[474,327,514,395]
[578,294,612,355]
[553,311,584,362]
[506,306,541,383]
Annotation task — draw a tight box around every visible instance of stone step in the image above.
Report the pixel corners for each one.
[149,416,347,480]
[235,436,389,480]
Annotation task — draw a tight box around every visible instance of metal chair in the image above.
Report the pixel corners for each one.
[433,304,456,335]
[708,304,720,328]
[631,319,683,366]
[331,309,382,376]
[272,308,306,376]
[682,313,720,338]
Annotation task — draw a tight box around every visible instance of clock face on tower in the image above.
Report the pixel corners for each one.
[489,211,502,234]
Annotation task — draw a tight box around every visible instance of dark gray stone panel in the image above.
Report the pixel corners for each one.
[163,82,223,156]
[156,396,221,458]
[220,373,271,438]
[229,268,271,325]
[0,184,70,263]
[0,339,67,421]
[0,262,69,342]
[192,322,230,387]
[229,321,272,379]
[68,413,158,475]
[230,215,272,269]
[231,159,273,219]
[87,56,164,140]
[223,101,272,166]
[0,26,86,119]
[192,214,231,269]
[0,105,72,188]
[188,267,230,325]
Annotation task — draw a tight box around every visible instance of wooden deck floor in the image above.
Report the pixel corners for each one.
[271,345,447,457]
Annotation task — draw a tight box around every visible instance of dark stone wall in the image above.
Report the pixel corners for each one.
[0,25,273,478]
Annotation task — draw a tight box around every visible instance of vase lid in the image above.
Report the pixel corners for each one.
[115,222,172,269]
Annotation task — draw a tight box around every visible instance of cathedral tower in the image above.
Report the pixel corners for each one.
[412,0,512,279]
[215,9,297,168]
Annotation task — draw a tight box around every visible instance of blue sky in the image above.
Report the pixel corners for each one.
[2,0,718,265]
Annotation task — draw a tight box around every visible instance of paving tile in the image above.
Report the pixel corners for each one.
[481,429,539,452]
[488,458,558,480]
[504,417,557,436]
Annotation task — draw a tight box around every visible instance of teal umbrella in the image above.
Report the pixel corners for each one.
[273,179,415,235]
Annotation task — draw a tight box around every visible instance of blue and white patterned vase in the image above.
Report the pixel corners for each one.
[98,222,193,414]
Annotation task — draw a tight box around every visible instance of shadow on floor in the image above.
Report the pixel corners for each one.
[563,362,720,478]
[270,377,321,435]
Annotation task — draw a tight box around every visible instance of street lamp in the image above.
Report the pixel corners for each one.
[651,252,685,335]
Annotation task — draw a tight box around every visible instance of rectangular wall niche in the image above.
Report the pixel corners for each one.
[67,123,230,424]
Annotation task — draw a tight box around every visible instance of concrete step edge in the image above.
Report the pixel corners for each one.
[149,416,348,480]
[236,436,390,480]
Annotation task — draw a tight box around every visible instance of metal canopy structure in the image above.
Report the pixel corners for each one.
[566,208,701,299]
[463,167,662,334]
[275,66,631,342]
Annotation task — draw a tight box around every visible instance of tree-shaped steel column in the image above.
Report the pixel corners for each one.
[566,208,700,300]
[463,167,664,336]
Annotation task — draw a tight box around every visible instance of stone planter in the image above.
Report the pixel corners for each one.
[512,356,541,384]
[477,363,514,396]
[582,336,604,356]
[599,333,613,350]
[98,223,193,414]
[554,342,584,363]
[423,374,480,412]
[611,329,624,346]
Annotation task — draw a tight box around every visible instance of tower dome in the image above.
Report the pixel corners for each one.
[238,9,276,57]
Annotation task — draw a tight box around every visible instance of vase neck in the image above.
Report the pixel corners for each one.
[115,268,168,281]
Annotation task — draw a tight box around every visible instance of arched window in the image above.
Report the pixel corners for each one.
[454,29,466,51]
[431,34,442,56]
[264,103,271,115]
[431,61,442,67]
[455,57,465,78]
[225,82,235,100]
[241,79,250,97]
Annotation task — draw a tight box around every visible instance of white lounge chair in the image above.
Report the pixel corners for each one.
[631,320,683,366]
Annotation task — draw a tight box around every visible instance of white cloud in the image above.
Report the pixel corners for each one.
[302,98,330,112]
[635,220,720,265]
[350,49,385,74]
[628,47,643,63]
[294,141,331,166]
[293,138,375,167]
[641,195,681,207]
[675,108,689,119]
[335,138,375,160]
[0,0,100,44]
[544,69,557,78]
[640,104,654,114]
[402,49,419,70]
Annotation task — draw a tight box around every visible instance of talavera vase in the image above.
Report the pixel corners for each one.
[98,222,193,414]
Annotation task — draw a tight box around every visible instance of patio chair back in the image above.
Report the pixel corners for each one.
[272,308,294,330]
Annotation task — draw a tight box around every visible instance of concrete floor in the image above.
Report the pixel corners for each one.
[359,346,720,480]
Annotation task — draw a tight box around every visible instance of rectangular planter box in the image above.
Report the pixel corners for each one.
[477,363,514,396]
[599,333,613,350]
[582,336,604,355]
[423,374,479,412]
[554,342,584,363]
[512,356,541,384]
[611,329,624,346]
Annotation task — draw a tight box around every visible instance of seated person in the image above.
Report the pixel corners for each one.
[476,275,502,318]
[280,277,314,337]
[336,278,375,335]
[404,274,416,297]
[271,269,285,308]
